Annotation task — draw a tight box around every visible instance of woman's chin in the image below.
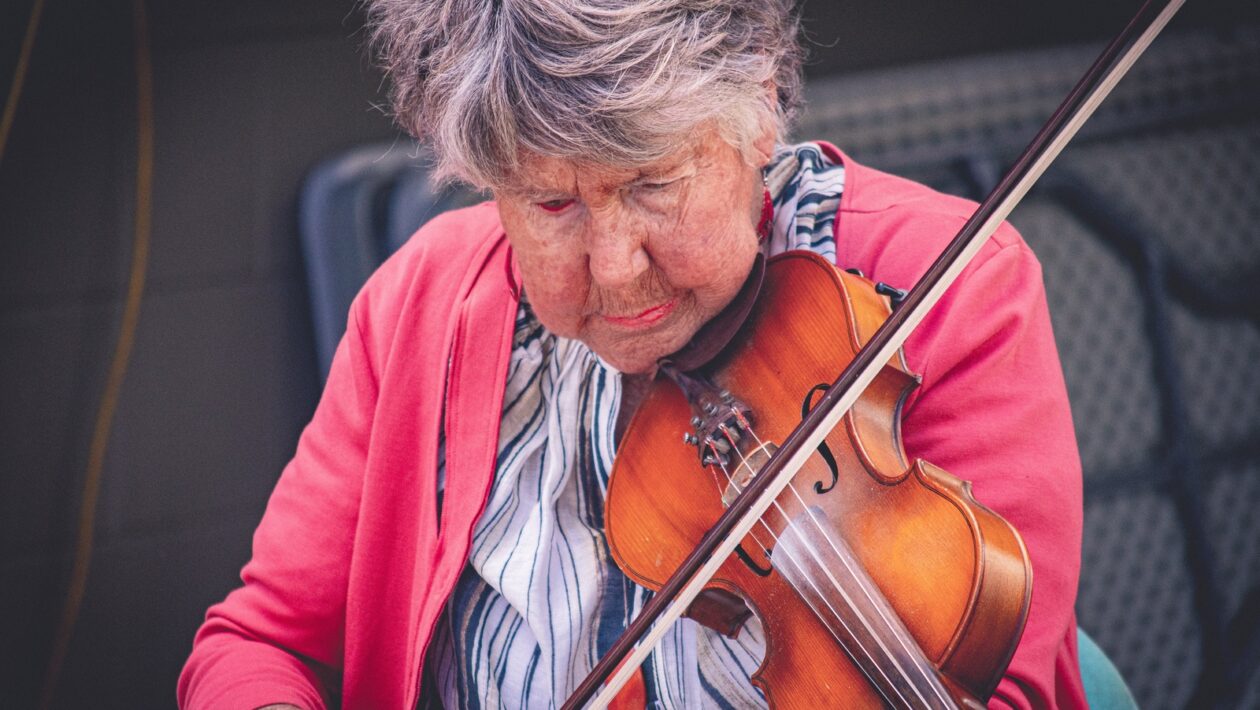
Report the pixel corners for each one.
[596,349,658,376]
[592,322,699,375]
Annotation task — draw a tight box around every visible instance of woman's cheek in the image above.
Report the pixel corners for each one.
[528,258,590,325]
[672,222,753,287]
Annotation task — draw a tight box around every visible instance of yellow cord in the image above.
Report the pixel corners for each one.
[39,0,154,706]
[0,0,46,168]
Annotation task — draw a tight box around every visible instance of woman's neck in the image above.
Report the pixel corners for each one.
[615,373,654,445]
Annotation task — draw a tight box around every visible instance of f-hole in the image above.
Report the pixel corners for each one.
[802,384,840,494]
[735,543,773,577]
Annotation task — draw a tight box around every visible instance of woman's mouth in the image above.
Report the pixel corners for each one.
[601,298,678,329]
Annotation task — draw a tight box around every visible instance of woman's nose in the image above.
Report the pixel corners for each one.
[584,212,651,288]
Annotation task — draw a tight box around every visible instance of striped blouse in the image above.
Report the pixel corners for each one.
[426,143,846,709]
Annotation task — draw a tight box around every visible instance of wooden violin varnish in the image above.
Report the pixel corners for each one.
[606,252,1032,708]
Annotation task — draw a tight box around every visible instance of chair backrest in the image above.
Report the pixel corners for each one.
[1079,627,1138,710]
[297,26,1260,709]
[298,145,482,376]
[798,27,1260,710]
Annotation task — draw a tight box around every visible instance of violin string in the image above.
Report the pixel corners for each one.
[709,443,916,709]
[701,411,943,708]
[708,435,916,708]
[705,456,900,698]
[734,418,949,708]
[735,418,947,706]
[734,421,947,709]
[795,503,948,709]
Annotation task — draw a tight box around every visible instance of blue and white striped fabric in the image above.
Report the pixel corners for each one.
[427,143,844,709]
[764,143,844,262]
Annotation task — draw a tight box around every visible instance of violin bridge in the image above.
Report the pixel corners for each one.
[721,442,777,508]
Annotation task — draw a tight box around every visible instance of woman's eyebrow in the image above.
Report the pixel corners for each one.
[630,162,691,184]
[631,171,674,184]
[636,144,705,181]
[507,185,571,201]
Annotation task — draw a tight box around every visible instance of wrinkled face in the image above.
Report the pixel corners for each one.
[496,125,773,374]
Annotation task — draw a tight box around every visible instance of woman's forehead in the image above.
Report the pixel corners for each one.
[504,134,720,197]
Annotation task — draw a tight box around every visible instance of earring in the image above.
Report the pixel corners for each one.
[756,168,773,242]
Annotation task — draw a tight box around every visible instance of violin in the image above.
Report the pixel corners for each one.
[607,251,1031,708]
[566,1,1185,707]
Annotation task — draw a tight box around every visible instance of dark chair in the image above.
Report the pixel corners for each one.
[1079,628,1138,710]
[299,144,482,377]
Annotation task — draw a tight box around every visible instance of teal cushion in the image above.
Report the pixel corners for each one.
[1078,628,1138,709]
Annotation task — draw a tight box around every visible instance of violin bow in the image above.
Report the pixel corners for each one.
[566,0,1185,706]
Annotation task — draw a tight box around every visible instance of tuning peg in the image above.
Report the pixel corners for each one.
[702,452,729,468]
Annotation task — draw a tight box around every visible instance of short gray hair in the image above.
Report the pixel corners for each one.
[365,0,804,188]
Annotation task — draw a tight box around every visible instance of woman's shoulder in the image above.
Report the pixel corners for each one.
[828,145,1032,291]
[768,141,1031,290]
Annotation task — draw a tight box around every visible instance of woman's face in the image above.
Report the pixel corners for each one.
[496,125,773,374]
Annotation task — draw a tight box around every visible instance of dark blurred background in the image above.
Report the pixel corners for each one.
[2,1,1258,708]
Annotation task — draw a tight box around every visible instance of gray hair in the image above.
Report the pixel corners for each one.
[365,0,804,189]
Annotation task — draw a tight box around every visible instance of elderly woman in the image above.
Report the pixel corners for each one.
[179,1,1086,708]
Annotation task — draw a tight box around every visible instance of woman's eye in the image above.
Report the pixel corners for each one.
[537,198,574,213]
[639,179,676,191]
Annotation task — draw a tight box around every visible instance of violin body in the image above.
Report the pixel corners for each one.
[605,251,1032,708]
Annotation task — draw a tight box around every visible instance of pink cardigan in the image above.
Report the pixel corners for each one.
[179,149,1087,709]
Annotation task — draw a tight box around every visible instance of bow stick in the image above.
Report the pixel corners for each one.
[566,0,1186,706]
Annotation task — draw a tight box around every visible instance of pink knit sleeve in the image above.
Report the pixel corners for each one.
[899,238,1087,709]
[178,304,378,710]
